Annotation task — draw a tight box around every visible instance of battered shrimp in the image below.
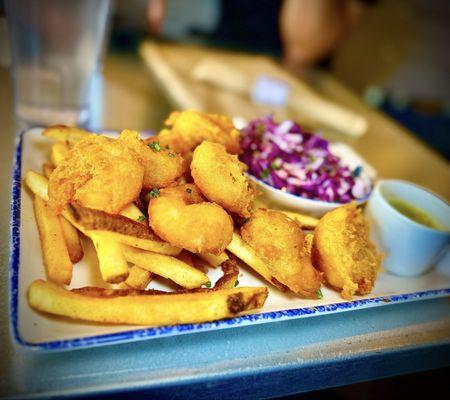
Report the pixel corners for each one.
[148,184,233,255]
[48,135,144,214]
[191,141,254,217]
[156,111,241,154]
[118,130,184,189]
[312,203,382,300]
[241,209,322,298]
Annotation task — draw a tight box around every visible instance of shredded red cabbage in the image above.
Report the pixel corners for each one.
[240,115,371,203]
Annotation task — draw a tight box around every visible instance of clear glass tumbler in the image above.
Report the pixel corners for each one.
[5,0,112,127]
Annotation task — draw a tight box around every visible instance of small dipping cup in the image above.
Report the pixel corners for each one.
[365,180,450,277]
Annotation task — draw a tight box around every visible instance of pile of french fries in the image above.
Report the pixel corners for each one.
[24,127,320,327]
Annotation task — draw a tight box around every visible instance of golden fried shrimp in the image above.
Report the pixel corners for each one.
[312,203,382,300]
[48,135,144,214]
[156,110,241,154]
[118,130,184,189]
[241,209,322,298]
[148,184,233,255]
[191,141,254,217]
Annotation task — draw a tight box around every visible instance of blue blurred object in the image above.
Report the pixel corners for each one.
[381,100,450,160]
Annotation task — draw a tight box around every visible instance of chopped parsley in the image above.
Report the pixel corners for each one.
[205,281,212,288]
[186,188,192,194]
[148,188,160,198]
[168,152,175,158]
[137,216,146,222]
[260,168,270,179]
[148,141,161,152]
[270,161,281,170]
[316,289,323,299]
[256,123,265,135]
[234,280,239,287]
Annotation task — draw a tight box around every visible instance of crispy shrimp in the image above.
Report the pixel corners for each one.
[312,203,382,300]
[48,135,144,214]
[148,184,233,255]
[191,141,254,217]
[155,111,241,155]
[241,209,323,298]
[118,130,184,189]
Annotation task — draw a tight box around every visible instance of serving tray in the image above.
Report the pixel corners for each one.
[9,128,450,351]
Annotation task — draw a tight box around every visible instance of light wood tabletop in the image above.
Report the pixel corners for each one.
[140,42,449,200]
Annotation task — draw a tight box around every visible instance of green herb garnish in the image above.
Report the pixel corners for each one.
[234,280,239,287]
[260,168,270,179]
[270,162,279,170]
[137,216,146,222]
[168,152,175,158]
[256,123,265,135]
[148,141,161,152]
[186,188,192,194]
[316,289,323,299]
[205,281,211,288]
[148,188,160,198]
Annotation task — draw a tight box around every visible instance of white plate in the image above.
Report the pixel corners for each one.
[9,128,450,352]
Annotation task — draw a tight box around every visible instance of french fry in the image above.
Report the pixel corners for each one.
[26,171,83,264]
[122,265,153,290]
[27,279,268,325]
[24,171,49,201]
[277,210,319,230]
[198,252,229,267]
[50,142,70,166]
[60,216,84,263]
[33,197,72,285]
[23,172,181,256]
[87,230,181,255]
[42,125,91,146]
[227,232,287,291]
[121,203,146,222]
[122,245,209,289]
[63,205,179,256]
[89,232,129,284]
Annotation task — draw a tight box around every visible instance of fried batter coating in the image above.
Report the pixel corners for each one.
[156,111,241,154]
[118,130,184,189]
[241,209,322,298]
[48,135,144,214]
[191,141,254,217]
[148,184,233,255]
[312,203,382,300]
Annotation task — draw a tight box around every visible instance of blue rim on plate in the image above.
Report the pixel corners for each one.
[8,129,450,352]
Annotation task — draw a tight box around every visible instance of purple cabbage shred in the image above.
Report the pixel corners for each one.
[240,115,371,203]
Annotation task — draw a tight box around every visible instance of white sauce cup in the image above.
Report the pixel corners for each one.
[365,180,450,277]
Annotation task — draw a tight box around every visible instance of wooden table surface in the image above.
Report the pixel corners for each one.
[140,42,449,200]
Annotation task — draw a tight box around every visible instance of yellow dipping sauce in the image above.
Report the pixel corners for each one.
[388,198,445,230]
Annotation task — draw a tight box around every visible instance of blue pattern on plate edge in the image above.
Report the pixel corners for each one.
[8,129,450,351]
[9,130,23,349]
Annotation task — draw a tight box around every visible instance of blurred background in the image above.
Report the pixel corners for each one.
[1,0,449,159]
[0,1,449,398]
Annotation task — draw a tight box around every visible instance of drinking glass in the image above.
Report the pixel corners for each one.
[5,0,112,127]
